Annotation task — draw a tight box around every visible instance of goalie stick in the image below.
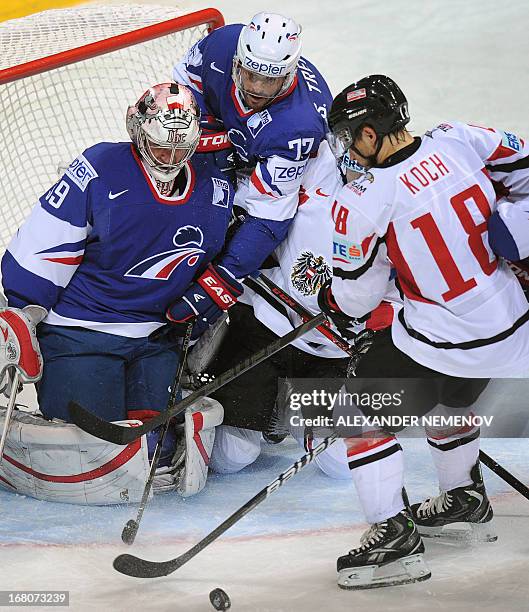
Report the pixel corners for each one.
[121,322,194,545]
[113,433,338,577]
[68,313,326,445]
[0,370,20,464]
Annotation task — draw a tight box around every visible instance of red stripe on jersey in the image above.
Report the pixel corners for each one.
[487,143,518,162]
[385,223,434,304]
[346,436,395,457]
[361,233,375,256]
[366,301,394,331]
[43,256,83,265]
[188,76,203,92]
[3,439,141,483]
[250,170,279,198]
[468,124,496,132]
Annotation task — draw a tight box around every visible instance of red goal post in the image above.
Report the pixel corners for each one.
[0,4,224,250]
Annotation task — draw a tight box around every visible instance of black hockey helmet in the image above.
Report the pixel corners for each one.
[329,74,410,155]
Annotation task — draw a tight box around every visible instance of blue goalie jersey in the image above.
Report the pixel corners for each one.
[173,24,333,277]
[1,143,234,337]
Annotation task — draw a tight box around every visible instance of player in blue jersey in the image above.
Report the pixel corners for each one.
[1,83,238,441]
[167,12,333,330]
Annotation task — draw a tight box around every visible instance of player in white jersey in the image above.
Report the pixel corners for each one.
[317,74,529,589]
[204,141,398,479]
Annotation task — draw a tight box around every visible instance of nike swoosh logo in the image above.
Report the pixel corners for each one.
[315,188,330,197]
[210,62,224,74]
[108,189,129,200]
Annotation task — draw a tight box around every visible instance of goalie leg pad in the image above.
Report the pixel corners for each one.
[177,397,224,497]
[0,408,150,505]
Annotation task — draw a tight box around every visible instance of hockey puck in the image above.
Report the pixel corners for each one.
[121,519,138,545]
[209,588,230,610]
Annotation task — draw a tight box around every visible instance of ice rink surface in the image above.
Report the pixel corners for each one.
[2,0,529,610]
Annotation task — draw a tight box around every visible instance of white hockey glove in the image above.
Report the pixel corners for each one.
[0,297,47,396]
[177,397,224,497]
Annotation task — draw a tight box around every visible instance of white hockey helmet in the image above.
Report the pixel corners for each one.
[232,12,302,102]
[126,83,201,183]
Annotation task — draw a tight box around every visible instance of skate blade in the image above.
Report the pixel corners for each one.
[338,553,431,590]
[419,520,497,543]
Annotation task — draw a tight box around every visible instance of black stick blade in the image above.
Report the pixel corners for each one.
[113,553,180,578]
[68,401,149,445]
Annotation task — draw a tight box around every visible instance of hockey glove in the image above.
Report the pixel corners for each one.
[166,264,243,339]
[317,279,361,341]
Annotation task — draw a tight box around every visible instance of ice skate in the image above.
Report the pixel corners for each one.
[411,460,497,542]
[337,512,431,589]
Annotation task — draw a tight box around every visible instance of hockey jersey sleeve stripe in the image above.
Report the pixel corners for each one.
[1,251,64,310]
[250,168,280,199]
[332,237,384,280]
[42,255,84,265]
[487,142,519,162]
[485,154,529,174]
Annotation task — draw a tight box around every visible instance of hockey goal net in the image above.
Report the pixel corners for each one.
[0,4,224,251]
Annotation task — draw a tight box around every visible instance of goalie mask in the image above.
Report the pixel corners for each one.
[126,83,201,184]
[232,12,302,109]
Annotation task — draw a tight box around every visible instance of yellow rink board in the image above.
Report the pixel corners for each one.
[0,0,84,22]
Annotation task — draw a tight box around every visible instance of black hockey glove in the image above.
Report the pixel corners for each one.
[317,279,359,341]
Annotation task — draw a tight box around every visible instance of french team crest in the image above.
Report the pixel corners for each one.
[291,251,331,296]
[125,225,204,280]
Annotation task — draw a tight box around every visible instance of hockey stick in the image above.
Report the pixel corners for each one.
[479,450,529,500]
[245,278,529,499]
[244,273,356,356]
[113,433,338,577]
[0,370,20,464]
[68,313,326,445]
[122,322,194,545]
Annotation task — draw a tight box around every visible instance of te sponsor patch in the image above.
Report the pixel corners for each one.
[333,239,364,262]
[247,110,272,138]
[66,154,98,192]
[502,131,521,152]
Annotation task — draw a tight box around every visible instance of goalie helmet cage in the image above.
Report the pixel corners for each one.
[0,4,224,251]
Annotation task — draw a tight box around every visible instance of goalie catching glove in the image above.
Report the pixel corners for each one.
[166,264,243,339]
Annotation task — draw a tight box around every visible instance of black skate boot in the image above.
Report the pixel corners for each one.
[337,511,431,589]
[410,460,496,542]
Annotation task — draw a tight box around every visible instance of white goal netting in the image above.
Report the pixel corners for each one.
[0,4,222,250]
